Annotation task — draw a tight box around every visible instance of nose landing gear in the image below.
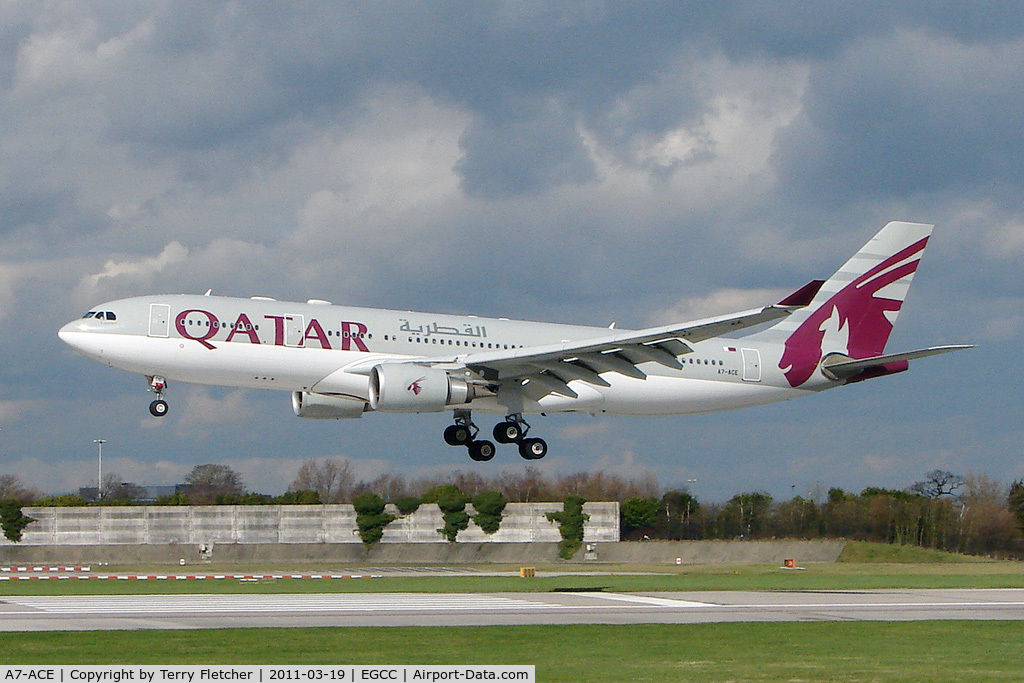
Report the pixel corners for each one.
[147,375,169,417]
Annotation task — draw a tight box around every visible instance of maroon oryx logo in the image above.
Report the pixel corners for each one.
[407,377,426,395]
[780,237,928,387]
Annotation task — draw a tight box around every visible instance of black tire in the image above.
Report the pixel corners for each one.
[469,440,496,462]
[444,424,472,446]
[518,437,547,460]
[149,399,169,417]
[492,421,521,444]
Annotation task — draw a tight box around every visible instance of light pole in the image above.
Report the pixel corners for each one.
[684,479,698,527]
[93,439,107,501]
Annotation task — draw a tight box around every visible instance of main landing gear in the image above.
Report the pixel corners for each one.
[443,410,495,461]
[147,375,169,417]
[444,410,547,462]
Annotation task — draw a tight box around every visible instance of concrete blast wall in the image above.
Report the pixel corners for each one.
[1,502,619,547]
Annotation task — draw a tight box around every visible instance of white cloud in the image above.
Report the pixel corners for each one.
[0,399,39,424]
[173,388,258,431]
[87,241,189,285]
[986,220,1024,258]
[558,421,612,440]
[646,287,788,326]
[859,454,899,476]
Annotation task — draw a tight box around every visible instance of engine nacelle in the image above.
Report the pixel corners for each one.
[369,364,475,413]
[291,391,366,419]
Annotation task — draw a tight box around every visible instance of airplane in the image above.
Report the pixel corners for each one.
[59,221,972,462]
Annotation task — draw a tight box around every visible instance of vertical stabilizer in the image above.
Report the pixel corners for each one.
[757,221,934,388]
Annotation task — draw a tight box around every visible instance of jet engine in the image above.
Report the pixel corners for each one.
[291,391,366,419]
[369,364,477,413]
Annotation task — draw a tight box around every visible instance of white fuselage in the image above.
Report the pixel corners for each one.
[58,294,818,417]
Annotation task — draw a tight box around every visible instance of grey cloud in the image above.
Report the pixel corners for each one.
[2,3,1023,498]
[772,31,1024,204]
[455,102,596,198]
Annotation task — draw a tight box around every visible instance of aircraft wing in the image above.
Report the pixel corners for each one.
[341,297,803,399]
[341,304,794,399]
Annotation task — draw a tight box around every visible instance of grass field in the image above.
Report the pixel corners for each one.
[3,556,1023,596]
[2,543,1023,680]
[2,622,1023,682]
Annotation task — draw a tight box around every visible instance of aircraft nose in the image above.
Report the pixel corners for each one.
[58,320,78,342]
[58,319,92,353]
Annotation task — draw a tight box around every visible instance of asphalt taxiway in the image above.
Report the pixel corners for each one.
[2,588,1024,631]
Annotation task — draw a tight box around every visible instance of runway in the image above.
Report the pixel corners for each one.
[3,588,1024,631]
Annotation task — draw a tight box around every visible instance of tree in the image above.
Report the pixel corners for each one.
[493,465,553,502]
[546,495,589,559]
[1007,481,1024,533]
[183,464,245,504]
[0,499,34,542]
[661,490,700,539]
[471,491,507,535]
[98,472,145,503]
[621,497,661,539]
[422,485,470,542]
[352,492,395,547]
[394,496,422,516]
[910,470,964,499]
[0,474,39,504]
[719,492,773,538]
[275,490,321,505]
[771,496,822,538]
[290,458,355,503]
[958,474,1023,555]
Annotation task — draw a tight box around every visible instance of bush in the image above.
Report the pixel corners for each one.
[394,496,422,516]
[218,492,273,505]
[276,490,322,505]
[28,494,88,507]
[352,492,395,547]
[472,491,507,535]
[546,495,589,559]
[1,499,35,542]
[423,485,470,542]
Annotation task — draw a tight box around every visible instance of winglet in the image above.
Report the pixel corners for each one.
[777,280,825,307]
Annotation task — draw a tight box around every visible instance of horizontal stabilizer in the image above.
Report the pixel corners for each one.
[821,344,975,381]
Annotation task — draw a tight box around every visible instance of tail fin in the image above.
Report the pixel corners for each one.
[756,221,934,387]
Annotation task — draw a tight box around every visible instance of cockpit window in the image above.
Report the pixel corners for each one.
[82,311,96,319]
[95,312,106,320]
[105,311,117,321]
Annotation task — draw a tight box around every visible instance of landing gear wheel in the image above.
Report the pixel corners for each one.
[518,437,548,460]
[444,424,472,446]
[492,421,522,444]
[149,399,169,417]
[468,440,496,462]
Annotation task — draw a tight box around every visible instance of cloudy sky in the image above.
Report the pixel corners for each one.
[1,2,1021,501]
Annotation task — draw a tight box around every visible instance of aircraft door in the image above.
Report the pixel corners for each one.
[285,315,305,347]
[148,304,171,337]
[741,348,761,382]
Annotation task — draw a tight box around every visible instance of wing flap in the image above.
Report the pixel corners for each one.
[465,303,794,378]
